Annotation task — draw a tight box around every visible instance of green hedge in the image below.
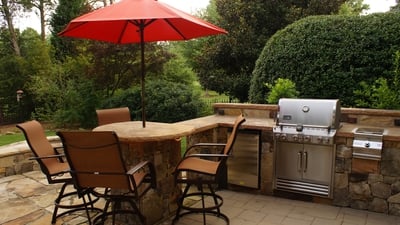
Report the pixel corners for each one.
[249,12,400,106]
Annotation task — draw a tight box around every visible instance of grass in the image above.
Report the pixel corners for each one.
[0,131,56,147]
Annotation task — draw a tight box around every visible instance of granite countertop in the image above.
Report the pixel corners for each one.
[175,115,275,133]
[177,114,400,142]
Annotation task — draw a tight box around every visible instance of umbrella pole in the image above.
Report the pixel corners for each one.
[140,30,146,128]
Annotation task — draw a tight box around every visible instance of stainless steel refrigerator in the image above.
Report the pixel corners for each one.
[227,130,260,189]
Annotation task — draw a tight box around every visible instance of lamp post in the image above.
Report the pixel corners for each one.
[16,90,23,102]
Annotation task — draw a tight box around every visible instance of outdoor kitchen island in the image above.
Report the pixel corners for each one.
[177,103,400,216]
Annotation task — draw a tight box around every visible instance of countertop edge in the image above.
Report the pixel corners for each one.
[176,115,400,141]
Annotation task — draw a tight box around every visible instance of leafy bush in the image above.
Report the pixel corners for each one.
[100,87,142,120]
[100,79,206,123]
[249,13,400,107]
[266,78,299,104]
[354,78,400,109]
[145,79,206,122]
[354,51,400,109]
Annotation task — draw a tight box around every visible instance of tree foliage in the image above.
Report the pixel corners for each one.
[338,0,369,15]
[195,0,346,102]
[249,13,400,106]
[85,41,171,97]
[49,0,89,61]
[0,28,50,122]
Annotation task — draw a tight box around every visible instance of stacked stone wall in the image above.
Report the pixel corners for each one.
[334,137,400,216]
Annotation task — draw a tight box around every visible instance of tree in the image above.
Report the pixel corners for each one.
[195,0,346,102]
[389,0,400,12]
[338,0,369,15]
[18,28,52,118]
[49,0,88,61]
[0,0,21,55]
[19,0,56,41]
[85,41,171,97]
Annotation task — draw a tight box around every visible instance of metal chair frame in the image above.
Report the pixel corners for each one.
[58,130,156,225]
[16,120,100,224]
[173,114,246,225]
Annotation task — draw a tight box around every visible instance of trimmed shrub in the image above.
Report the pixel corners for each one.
[249,12,400,107]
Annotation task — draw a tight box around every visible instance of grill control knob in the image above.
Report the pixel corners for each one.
[317,136,323,143]
[304,136,310,142]
[280,134,287,141]
[293,135,298,141]
[324,138,331,144]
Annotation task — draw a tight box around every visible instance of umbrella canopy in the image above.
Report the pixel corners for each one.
[59,0,227,127]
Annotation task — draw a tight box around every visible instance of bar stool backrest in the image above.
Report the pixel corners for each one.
[96,107,131,126]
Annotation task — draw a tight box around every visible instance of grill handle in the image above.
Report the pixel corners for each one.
[297,152,302,172]
[278,123,333,130]
[303,152,308,172]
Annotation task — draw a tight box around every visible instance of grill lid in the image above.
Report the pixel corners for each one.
[277,98,341,129]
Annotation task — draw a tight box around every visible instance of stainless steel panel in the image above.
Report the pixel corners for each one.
[227,130,260,189]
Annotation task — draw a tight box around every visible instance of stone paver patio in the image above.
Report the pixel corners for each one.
[1,170,400,225]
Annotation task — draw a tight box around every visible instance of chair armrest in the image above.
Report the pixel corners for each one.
[127,161,152,174]
[184,143,226,156]
[127,161,157,189]
[29,154,65,161]
[182,153,229,161]
[53,146,64,153]
[184,153,229,160]
[53,146,65,162]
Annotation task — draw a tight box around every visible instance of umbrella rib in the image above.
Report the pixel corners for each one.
[58,21,89,36]
[164,19,188,40]
[130,19,157,30]
[117,20,130,44]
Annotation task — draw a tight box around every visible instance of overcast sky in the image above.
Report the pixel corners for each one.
[14,0,397,32]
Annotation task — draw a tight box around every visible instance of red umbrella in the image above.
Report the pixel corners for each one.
[59,0,227,127]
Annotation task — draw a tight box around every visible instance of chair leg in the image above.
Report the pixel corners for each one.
[52,182,68,224]
[173,181,229,225]
[199,184,206,225]
[209,184,221,215]
[173,183,192,222]
[52,183,102,224]
[93,197,146,225]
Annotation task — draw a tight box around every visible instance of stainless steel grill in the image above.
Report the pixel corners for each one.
[273,98,341,198]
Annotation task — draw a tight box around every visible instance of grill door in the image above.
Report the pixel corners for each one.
[302,144,333,185]
[274,141,335,197]
[275,142,303,180]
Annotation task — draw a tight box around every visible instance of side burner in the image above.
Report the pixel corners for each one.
[352,127,384,160]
